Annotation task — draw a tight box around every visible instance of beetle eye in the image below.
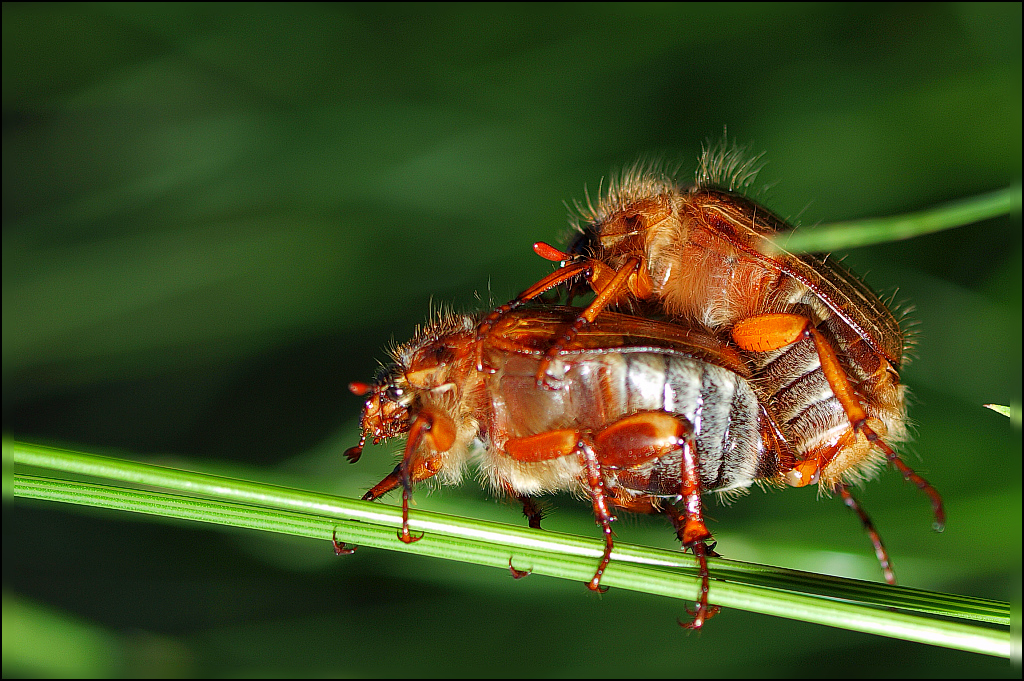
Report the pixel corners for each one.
[567,226,598,259]
[384,386,404,401]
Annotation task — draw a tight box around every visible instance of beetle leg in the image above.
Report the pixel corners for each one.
[501,481,545,529]
[786,427,858,488]
[590,411,708,546]
[610,484,720,626]
[883,442,945,531]
[396,455,422,544]
[578,437,616,594]
[361,465,403,502]
[508,557,531,580]
[835,483,896,585]
[473,259,594,372]
[606,444,719,630]
[360,444,450,502]
[678,541,720,630]
[590,411,717,624]
[672,423,718,629]
[331,529,358,556]
[732,313,870,431]
[503,413,720,601]
[504,429,581,463]
[609,494,719,557]
[732,313,945,529]
[517,494,545,530]
[535,257,642,388]
[502,428,617,592]
[360,410,456,544]
[602,417,716,630]
[343,435,366,463]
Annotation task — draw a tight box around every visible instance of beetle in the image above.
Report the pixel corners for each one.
[345,306,918,626]
[473,143,943,535]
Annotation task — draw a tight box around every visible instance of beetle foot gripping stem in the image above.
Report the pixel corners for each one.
[508,558,531,580]
[331,529,358,556]
[398,474,424,544]
[679,541,720,630]
[581,439,616,594]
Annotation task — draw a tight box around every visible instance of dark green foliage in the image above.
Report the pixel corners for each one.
[4,3,1019,677]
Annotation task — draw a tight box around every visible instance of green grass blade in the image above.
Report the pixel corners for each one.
[771,184,1022,252]
[7,439,1011,658]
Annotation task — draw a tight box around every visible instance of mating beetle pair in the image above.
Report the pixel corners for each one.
[345,144,942,628]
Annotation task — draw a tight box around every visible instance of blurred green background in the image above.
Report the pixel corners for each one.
[3,3,1020,677]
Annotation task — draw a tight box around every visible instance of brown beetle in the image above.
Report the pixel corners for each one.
[474,143,943,537]
[346,306,910,627]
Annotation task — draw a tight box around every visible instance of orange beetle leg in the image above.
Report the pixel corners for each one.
[737,315,947,530]
[678,542,721,630]
[675,434,711,546]
[592,411,710,544]
[591,411,716,627]
[783,428,857,488]
[474,260,594,372]
[344,434,367,464]
[535,257,642,388]
[784,458,822,487]
[732,313,870,429]
[675,420,716,629]
[505,429,617,591]
[875,438,946,532]
[360,410,456,544]
[835,483,896,585]
[593,411,691,468]
[504,429,581,463]
[578,437,616,594]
